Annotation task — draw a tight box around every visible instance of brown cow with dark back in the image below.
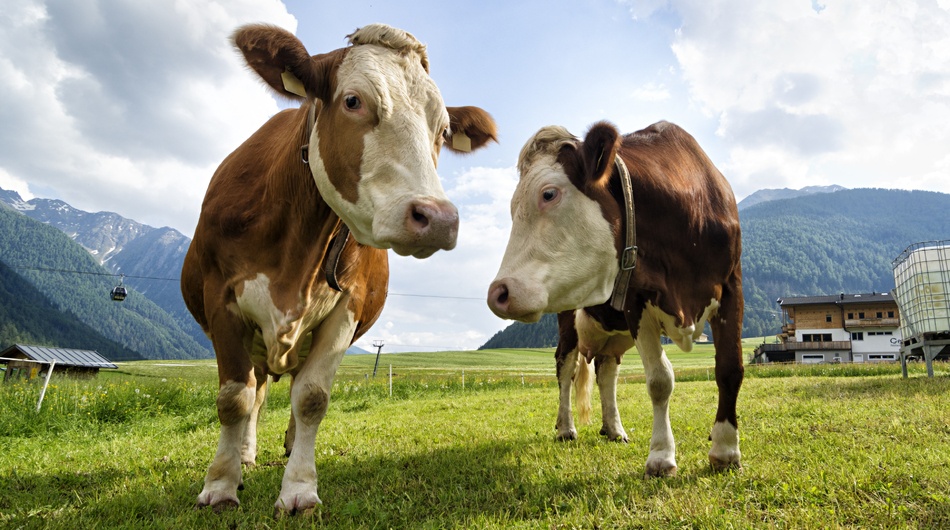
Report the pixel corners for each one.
[488,120,743,477]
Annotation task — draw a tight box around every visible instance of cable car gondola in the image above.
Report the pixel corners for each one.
[110,275,127,302]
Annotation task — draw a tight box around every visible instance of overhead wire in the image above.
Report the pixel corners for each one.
[6,264,485,300]
[6,264,786,316]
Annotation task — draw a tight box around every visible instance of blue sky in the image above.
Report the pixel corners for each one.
[2,1,949,352]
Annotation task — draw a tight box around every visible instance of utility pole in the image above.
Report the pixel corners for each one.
[372,340,384,377]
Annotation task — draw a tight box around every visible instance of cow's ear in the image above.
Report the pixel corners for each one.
[581,121,622,189]
[232,24,338,102]
[445,106,498,153]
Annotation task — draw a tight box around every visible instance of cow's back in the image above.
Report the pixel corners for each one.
[620,121,741,332]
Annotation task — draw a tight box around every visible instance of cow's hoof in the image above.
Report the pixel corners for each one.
[600,426,629,443]
[555,429,578,441]
[274,488,322,516]
[274,505,318,518]
[644,461,678,478]
[212,499,239,514]
[709,454,742,472]
[195,490,241,513]
[196,496,239,513]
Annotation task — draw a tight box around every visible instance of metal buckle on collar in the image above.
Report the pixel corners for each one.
[620,245,638,270]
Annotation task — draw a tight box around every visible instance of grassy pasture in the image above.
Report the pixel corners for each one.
[1,347,949,529]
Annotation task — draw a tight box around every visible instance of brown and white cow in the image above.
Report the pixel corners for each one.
[488,121,743,477]
[181,23,495,514]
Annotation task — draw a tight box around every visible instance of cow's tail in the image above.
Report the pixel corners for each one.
[574,354,594,425]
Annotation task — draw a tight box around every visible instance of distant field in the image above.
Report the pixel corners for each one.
[104,340,762,387]
[4,348,949,528]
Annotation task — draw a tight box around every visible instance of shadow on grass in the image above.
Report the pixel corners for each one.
[232,436,664,528]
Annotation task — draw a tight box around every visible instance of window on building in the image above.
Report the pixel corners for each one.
[888,311,894,318]
[848,312,854,319]
[851,332,864,341]
[876,312,883,318]
[826,314,832,323]
[858,312,865,319]
[822,333,832,341]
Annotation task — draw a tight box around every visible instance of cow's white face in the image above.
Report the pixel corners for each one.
[488,151,619,322]
[309,43,457,259]
[235,23,495,259]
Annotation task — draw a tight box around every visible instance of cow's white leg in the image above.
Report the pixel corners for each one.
[241,369,268,466]
[555,347,579,440]
[198,380,257,510]
[594,355,628,442]
[709,420,740,469]
[275,303,357,514]
[635,314,677,477]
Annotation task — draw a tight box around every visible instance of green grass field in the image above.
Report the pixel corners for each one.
[2,348,949,529]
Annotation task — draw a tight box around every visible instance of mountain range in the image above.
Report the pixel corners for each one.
[0,188,369,359]
[2,185,948,357]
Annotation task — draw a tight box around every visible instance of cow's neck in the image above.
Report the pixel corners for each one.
[608,155,638,312]
[263,104,344,288]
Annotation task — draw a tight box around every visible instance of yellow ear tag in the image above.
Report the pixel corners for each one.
[452,131,472,152]
[281,70,307,98]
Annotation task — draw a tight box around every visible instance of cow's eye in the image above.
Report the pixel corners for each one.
[344,95,361,111]
[541,188,559,202]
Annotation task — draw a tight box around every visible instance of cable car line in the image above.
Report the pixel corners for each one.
[9,265,179,282]
[7,264,485,301]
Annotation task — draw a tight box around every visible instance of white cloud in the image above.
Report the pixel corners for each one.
[630,82,671,102]
[662,0,950,199]
[0,0,295,235]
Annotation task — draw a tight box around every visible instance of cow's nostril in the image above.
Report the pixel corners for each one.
[489,283,510,311]
[411,207,430,228]
[496,285,509,304]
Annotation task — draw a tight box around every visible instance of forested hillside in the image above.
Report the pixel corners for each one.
[0,188,210,351]
[106,227,209,350]
[481,188,950,348]
[740,188,949,336]
[0,208,212,359]
[479,313,559,350]
[0,261,143,361]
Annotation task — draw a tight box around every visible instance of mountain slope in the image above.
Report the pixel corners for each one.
[0,188,210,352]
[0,260,144,361]
[737,185,847,210]
[479,313,559,350]
[0,207,211,359]
[739,188,949,336]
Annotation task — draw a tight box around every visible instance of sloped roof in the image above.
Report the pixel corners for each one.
[777,292,895,307]
[0,344,117,369]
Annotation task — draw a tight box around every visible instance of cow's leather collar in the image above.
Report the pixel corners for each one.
[324,223,350,292]
[300,100,351,293]
[609,155,637,312]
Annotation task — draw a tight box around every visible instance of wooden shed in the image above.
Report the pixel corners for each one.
[1,344,117,380]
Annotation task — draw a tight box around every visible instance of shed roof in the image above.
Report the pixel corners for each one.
[0,344,117,369]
